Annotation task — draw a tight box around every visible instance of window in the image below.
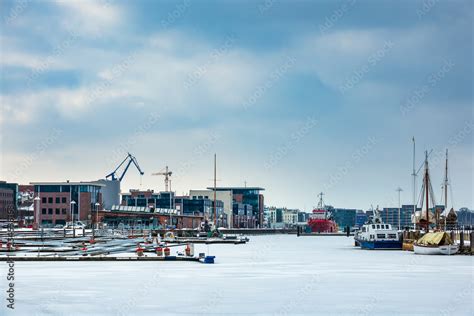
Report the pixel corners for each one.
[42,208,47,214]
[388,234,397,239]
[42,197,47,203]
[62,197,67,203]
[48,208,53,214]
[377,234,386,239]
[372,225,375,229]
[362,227,366,232]
[62,209,67,215]
[376,225,380,229]
[55,208,60,215]
[48,197,53,203]
[56,197,60,204]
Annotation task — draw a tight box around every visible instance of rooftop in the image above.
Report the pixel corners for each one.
[30,181,105,187]
[207,187,265,191]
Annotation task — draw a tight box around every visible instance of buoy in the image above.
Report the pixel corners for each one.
[185,244,191,256]
[81,242,87,251]
[156,247,163,256]
[164,247,170,256]
[89,238,96,244]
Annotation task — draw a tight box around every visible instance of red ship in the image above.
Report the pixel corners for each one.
[307,192,338,233]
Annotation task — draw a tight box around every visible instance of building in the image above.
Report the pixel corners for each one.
[31,181,104,226]
[331,208,357,230]
[0,181,17,222]
[355,211,368,228]
[381,205,421,229]
[208,187,265,228]
[17,185,35,226]
[189,189,232,227]
[457,207,473,228]
[121,189,225,227]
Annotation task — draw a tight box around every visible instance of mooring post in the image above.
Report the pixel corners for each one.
[83,227,85,237]
[470,232,474,254]
[459,231,464,251]
[450,231,455,243]
[63,228,66,238]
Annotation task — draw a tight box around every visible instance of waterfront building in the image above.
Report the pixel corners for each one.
[355,211,368,228]
[331,208,358,230]
[380,205,421,229]
[0,181,17,221]
[208,187,265,228]
[456,207,473,227]
[31,181,104,226]
[189,189,232,228]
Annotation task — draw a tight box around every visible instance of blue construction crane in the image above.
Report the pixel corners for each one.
[106,153,144,181]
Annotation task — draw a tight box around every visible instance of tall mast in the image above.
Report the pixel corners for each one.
[411,137,416,230]
[214,153,217,227]
[444,149,449,230]
[424,151,430,231]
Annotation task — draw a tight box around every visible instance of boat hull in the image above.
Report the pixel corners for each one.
[358,240,402,250]
[413,244,459,255]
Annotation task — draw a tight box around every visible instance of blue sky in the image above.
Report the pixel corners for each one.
[1,0,472,210]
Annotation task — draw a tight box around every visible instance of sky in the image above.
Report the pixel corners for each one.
[0,0,472,211]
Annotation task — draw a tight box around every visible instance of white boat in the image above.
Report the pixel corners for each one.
[413,232,459,255]
[413,244,459,255]
[354,207,402,250]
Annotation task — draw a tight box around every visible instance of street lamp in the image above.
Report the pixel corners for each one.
[70,200,76,238]
[95,203,100,230]
[34,196,40,229]
[396,187,403,231]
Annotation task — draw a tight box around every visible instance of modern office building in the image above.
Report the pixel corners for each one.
[355,211,368,228]
[31,181,104,226]
[331,208,358,230]
[380,205,421,229]
[208,187,265,228]
[0,181,17,221]
[121,189,225,227]
[189,189,232,227]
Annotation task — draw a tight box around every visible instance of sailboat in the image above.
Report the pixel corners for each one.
[411,151,436,230]
[413,150,458,255]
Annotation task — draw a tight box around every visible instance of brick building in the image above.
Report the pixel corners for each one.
[32,181,104,226]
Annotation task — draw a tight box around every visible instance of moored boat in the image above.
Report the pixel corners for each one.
[354,207,402,250]
[413,232,459,255]
[307,192,338,233]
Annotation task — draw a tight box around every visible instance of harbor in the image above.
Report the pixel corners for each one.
[1,235,472,315]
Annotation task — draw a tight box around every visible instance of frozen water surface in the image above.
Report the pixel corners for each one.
[1,235,472,315]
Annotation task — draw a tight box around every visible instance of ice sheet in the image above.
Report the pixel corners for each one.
[1,235,472,315]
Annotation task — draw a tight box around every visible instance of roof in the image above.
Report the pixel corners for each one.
[206,187,265,191]
[30,181,105,187]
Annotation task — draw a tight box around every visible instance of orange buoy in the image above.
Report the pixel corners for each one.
[156,247,163,256]
[185,244,191,256]
[164,247,170,256]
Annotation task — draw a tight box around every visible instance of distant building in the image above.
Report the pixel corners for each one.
[17,185,35,225]
[355,211,367,228]
[121,189,226,227]
[331,208,358,230]
[380,205,420,229]
[0,181,17,221]
[189,189,232,228]
[456,208,473,227]
[208,187,265,228]
[31,181,104,226]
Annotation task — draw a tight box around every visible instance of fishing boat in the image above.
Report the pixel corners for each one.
[413,231,459,255]
[354,207,402,250]
[307,192,338,233]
